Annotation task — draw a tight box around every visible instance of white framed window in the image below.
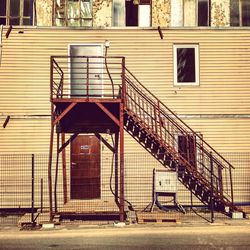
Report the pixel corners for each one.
[173,44,200,86]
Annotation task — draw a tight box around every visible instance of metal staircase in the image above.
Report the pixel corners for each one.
[50,55,243,218]
[122,67,239,214]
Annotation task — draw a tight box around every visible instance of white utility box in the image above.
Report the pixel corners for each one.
[154,170,178,193]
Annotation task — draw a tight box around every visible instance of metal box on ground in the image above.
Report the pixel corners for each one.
[154,170,178,193]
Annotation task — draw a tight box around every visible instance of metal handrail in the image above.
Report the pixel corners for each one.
[123,66,234,206]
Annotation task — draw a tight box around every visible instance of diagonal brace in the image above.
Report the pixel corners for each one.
[53,102,77,126]
[59,133,79,153]
[95,133,115,153]
[95,102,120,126]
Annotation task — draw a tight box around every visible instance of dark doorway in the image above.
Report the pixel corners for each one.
[71,135,101,199]
[126,0,138,26]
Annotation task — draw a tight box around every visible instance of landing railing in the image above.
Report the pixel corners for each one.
[123,67,234,209]
[50,56,125,100]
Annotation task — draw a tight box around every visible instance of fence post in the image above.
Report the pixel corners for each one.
[31,154,35,226]
[41,178,43,213]
[210,152,214,223]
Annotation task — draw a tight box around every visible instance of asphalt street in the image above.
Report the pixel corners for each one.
[0,223,250,250]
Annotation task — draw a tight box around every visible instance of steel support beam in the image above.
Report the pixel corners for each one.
[95,102,120,126]
[61,133,67,204]
[95,133,115,153]
[119,102,125,222]
[53,102,77,126]
[48,104,55,222]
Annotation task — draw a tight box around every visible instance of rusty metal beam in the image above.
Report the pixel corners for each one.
[59,132,78,153]
[115,132,119,205]
[119,102,125,222]
[95,102,120,126]
[61,133,68,204]
[53,98,121,103]
[95,133,115,153]
[48,105,55,222]
[53,102,77,126]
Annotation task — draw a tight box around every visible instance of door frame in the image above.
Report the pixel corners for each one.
[69,134,102,200]
[68,43,104,97]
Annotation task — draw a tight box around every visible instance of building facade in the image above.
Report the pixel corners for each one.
[0,1,249,217]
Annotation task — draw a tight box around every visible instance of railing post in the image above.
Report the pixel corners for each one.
[31,154,35,226]
[218,163,223,199]
[229,165,234,206]
[87,57,89,98]
[210,151,214,223]
[61,71,64,98]
[122,57,126,103]
[40,178,43,213]
[50,56,53,101]
[157,100,163,142]
[153,103,158,135]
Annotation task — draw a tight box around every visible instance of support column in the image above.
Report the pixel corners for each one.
[119,102,125,222]
[61,133,68,204]
[54,132,60,213]
[115,132,119,205]
[48,105,55,222]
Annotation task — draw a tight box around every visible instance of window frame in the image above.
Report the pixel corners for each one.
[182,0,210,27]
[238,0,250,27]
[196,0,210,27]
[0,0,33,26]
[54,0,93,27]
[173,44,200,87]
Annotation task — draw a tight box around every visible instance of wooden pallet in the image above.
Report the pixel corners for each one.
[18,212,50,227]
[137,211,180,224]
[58,199,120,214]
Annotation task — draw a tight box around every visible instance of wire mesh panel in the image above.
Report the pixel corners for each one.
[0,152,249,224]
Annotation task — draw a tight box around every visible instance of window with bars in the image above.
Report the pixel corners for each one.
[54,0,93,27]
[0,0,33,25]
[230,0,250,26]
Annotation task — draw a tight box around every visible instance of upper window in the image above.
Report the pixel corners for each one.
[197,0,210,26]
[173,0,210,27]
[173,44,200,86]
[113,0,151,27]
[54,0,93,27]
[230,0,250,26]
[0,0,33,25]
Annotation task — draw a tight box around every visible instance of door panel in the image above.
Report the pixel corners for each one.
[178,134,197,168]
[69,44,103,97]
[71,135,101,199]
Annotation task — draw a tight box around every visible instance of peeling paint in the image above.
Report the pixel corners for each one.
[93,0,112,27]
[152,0,171,27]
[36,0,53,26]
[211,0,230,27]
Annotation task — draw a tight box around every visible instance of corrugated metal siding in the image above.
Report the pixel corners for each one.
[1,28,250,116]
[0,27,250,153]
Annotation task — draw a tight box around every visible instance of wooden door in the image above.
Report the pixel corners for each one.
[70,135,101,199]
